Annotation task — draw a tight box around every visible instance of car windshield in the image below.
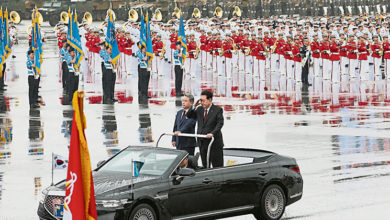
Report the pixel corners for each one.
[43,2,52,7]
[98,148,180,176]
[52,2,61,7]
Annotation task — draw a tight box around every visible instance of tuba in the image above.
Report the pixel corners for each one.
[192,8,201,18]
[232,6,242,17]
[83,12,93,25]
[26,25,32,35]
[172,6,181,19]
[60,11,69,24]
[129,9,138,22]
[153,9,162,21]
[214,6,223,18]
[10,11,21,24]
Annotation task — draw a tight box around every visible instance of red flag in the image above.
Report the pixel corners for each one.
[63,91,97,220]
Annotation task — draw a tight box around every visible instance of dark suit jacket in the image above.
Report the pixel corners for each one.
[172,109,197,150]
[188,104,224,148]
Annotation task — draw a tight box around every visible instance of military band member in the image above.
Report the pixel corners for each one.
[186,34,198,78]
[320,35,331,80]
[339,33,349,76]
[256,36,267,81]
[329,35,341,83]
[347,35,358,78]
[311,34,321,77]
[292,37,302,83]
[152,34,164,76]
[371,35,382,80]
[284,36,294,79]
[222,34,234,79]
[358,36,369,80]
[383,36,390,80]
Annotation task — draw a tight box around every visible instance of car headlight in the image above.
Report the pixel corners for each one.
[96,199,130,208]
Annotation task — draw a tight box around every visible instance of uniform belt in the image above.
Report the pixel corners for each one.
[385,51,390,53]
[332,53,339,55]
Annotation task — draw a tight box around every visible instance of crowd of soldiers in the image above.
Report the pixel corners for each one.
[51,7,390,101]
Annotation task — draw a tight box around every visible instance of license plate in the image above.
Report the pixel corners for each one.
[53,204,64,218]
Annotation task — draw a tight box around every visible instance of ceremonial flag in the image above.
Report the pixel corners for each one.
[105,11,120,67]
[3,9,11,58]
[178,14,187,62]
[53,153,69,170]
[67,10,84,69]
[0,8,4,74]
[63,91,97,220]
[139,11,146,48]
[145,13,154,64]
[31,8,43,74]
[133,161,144,177]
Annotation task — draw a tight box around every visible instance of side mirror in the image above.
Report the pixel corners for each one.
[177,168,196,177]
[97,160,106,168]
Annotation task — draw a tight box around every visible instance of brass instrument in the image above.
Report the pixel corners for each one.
[106,9,116,21]
[245,47,251,56]
[270,40,278,53]
[194,44,200,59]
[153,9,162,21]
[233,42,238,55]
[129,9,138,22]
[60,11,69,24]
[159,42,166,60]
[219,44,225,57]
[26,25,32,35]
[232,6,242,17]
[214,6,223,18]
[192,8,201,18]
[10,11,21,24]
[172,6,181,19]
[83,12,93,25]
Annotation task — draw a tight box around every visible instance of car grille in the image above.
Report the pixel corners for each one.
[44,195,64,219]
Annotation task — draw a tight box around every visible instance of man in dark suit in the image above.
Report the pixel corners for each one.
[172,94,197,155]
[188,90,224,168]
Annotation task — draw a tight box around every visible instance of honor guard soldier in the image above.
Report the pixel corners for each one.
[200,30,208,68]
[276,33,286,76]
[100,45,116,104]
[137,45,151,98]
[311,34,321,77]
[329,35,341,83]
[222,34,234,79]
[123,31,135,75]
[284,36,294,79]
[358,36,369,80]
[256,36,267,81]
[347,35,358,78]
[173,42,184,97]
[27,50,38,108]
[371,35,382,80]
[170,29,178,64]
[66,47,79,103]
[383,36,390,80]
[152,34,164,76]
[320,35,331,80]
[186,34,198,78]
[292,37,303,83]
[59,40,70,92]
[339,33,349,76]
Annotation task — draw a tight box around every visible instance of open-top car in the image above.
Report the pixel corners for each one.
[38,133,303,220]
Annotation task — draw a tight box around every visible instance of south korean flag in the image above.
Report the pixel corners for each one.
[53,154,68,170]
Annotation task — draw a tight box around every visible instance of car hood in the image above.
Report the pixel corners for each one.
[53,172,159,198]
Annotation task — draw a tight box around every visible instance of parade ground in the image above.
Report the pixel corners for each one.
[0,21,389,219]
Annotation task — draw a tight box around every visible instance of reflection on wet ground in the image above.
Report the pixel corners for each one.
[0,34,389,219]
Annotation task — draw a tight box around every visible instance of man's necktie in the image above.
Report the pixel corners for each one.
[181,111,186,120]
[204,109,208,122]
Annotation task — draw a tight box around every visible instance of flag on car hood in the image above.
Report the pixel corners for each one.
[53,153,68,170]
[63,91,97,220]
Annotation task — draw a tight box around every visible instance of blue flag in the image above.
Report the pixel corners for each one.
[178,15,187,62]
[32,8,42,74]
[145,13,153,65]
[3,9,11,58]
[106,11,120,67]
[133,161,144,177]
[0,8,4,72]
[139,11,146,48]
[67,10,84,69]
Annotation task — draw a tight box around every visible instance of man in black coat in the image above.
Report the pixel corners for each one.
[172,94,197,155]
[187,90,224,168]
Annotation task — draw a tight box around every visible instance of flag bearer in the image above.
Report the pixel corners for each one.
[27,50,38,108]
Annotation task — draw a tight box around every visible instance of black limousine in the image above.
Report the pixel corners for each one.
[38,134,303,220]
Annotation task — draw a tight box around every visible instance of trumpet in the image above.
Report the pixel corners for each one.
[245,47,251,56]
[194,45,200,59]
[159,42,166,60]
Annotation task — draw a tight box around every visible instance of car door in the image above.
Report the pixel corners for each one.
[167,169,222,218]
[218,162,269,210]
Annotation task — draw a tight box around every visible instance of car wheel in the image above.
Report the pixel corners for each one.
[129,204,157,220]
[255,184,286,220]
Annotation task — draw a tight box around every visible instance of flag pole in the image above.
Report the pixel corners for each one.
[51,152,54,186]
[130,159,134,200]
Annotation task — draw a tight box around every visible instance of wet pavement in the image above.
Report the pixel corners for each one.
[0,22,390,219]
